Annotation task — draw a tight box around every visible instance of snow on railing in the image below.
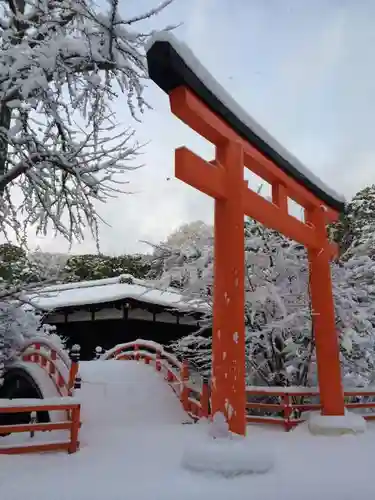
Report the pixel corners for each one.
[20,336,71,368]
[246,387,375,430]
[18,337,79,397]
[0,397,81,455]
[102,340,209,420]
[102,339,182,368]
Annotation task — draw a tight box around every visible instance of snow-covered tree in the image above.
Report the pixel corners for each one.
[0,283,59,385]
[0,0,175,383]
[29,250,69,276]
[330,185,375,259]
[330,256,375,387]
[154,219,375,388]
[146,220,214,286]
[0,0,174,244]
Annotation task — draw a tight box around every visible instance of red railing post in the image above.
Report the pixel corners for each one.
[50,350,57,375]
[34,343,41,363]
[155,351,162,372]
[69,406,80,454]
[200,382,210,418]
[180,362,190,412]
[134,343,140,361]
[283,393,292,431]
[57,373,65,389]
[166,368,174,382]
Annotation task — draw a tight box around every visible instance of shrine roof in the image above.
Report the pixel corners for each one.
[26,275,208,313]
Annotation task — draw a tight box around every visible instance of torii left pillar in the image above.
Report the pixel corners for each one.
[171,94,247,435]
[212,141,246,435]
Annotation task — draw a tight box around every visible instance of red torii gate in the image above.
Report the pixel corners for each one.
[147,34,346,436]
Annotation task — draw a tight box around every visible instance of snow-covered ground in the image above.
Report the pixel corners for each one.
[0,360,374,500]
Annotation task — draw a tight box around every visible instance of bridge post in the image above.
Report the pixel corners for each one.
[69,344,81,396]
[94,346,103,360]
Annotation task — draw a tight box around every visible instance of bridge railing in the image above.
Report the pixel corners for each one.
[19,338,375,432]
[246,386,375,430]
[0,397,81,454]
[102,340,209,420]
[19,337,79,397]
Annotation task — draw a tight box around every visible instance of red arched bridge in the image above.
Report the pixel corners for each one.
[1,338,375,454]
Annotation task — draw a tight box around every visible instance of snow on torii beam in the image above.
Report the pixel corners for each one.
[146,33,346,436]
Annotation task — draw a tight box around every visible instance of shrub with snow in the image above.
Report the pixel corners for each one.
[0,301,57,385]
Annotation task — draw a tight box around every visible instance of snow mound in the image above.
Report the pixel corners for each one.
[308,410,366,435]
[208,412,231,439]
[181,437,274,477]
[78,360,188,428]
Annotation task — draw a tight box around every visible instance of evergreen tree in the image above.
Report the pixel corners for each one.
[63,253,151,282]
[146,220,214,286]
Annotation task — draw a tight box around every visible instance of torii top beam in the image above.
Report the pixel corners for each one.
[146,33,345,215]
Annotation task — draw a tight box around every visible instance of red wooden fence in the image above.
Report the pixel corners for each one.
[246,387,375,430]
[0,397,81,454]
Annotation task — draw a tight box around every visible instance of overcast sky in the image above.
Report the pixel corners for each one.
[28,0,375,256]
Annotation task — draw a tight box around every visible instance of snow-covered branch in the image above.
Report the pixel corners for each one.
[0,0,175,244]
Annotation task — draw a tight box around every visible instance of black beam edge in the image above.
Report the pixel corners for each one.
[146,39,345,213]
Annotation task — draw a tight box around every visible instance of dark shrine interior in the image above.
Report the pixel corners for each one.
[54,317,199,360]
[44,297,205,360]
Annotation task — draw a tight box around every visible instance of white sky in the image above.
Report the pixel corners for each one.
[27,0,375,256]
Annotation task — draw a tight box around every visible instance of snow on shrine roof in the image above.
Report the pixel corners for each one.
[27,275,208,313]
[146,32,345,212]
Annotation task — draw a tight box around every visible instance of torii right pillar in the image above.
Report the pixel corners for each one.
[307,208,345,416]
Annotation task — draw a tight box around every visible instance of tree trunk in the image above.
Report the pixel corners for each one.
[0,0,27,177]
[0,105,12,177]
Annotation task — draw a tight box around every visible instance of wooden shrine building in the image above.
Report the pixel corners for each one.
[29,275,206,360]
